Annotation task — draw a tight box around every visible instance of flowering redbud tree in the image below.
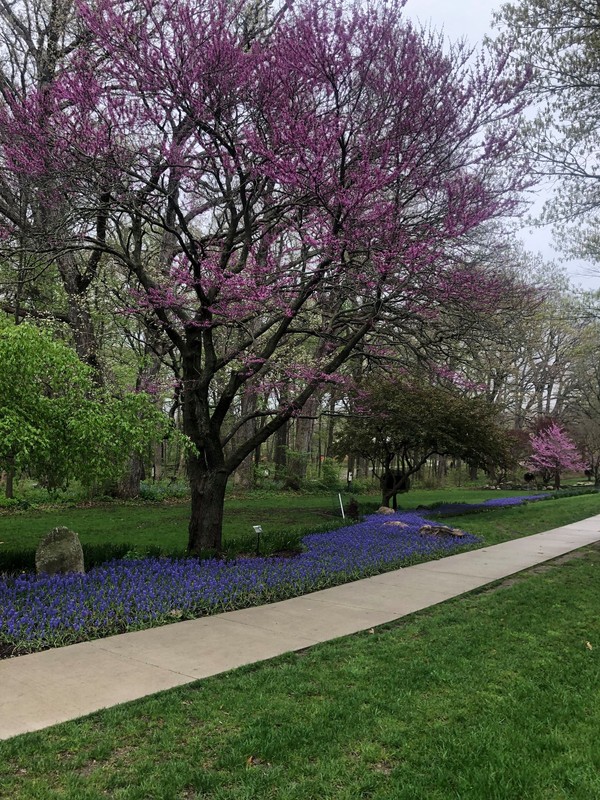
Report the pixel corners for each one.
[0,0,533,552]
[527,422,586,489]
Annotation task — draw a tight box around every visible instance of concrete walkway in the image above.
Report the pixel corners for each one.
[2,513,600,741]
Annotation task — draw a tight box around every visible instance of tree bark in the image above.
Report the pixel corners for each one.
[152,441,164,481]
[347,452,355,487]
[182,340,229,554]
[5,466,14,499]
[325,394,337,457]
[118,452,145,499]
[187,456,229,555]
[230,389,257,490]
[287,396,318,486]
[273,421,288,479]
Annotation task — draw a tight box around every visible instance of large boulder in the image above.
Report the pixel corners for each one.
[35,527,85,576]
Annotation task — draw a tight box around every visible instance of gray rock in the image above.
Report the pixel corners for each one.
[419,524,464,537]
[376,506,396,515]
[35,527,85,576]
[383,521,409,527]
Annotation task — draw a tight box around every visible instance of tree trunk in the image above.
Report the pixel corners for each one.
[115,341,165,497]
[152,441,164,481]
[274,421,288,480]
[554,470,561,490]
[381,489,397,510]
[187,455,229,555]
[287,397,317,485]
[325,394,337,457]
[230,389,257,490]
[436,456,447,484]
[118,452,145,499]
[182,339,230,555]
[5,466,14,499]
[347,452,355,487]
[234,457,254,489]
[380,464,396,509]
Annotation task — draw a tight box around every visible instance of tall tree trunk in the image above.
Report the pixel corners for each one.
[347,452,355,487]
[152,441,164,481]
[56,253,104,380]
[325,394,336,457]
[187,455,229,554]
[5,465,14,499]
[182,342,229,554]
[118,452,145,499]
[230,389,257,490]
[436,456,447,484]
[287,395,318,485]
[274,421,288,480]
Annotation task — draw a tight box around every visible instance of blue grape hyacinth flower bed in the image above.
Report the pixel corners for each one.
[1,510,481,656]
[427,494,548,517]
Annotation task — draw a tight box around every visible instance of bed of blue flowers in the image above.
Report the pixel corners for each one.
[426,494,547,517]
[0,494,546,657]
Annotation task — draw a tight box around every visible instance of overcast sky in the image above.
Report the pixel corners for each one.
[403,0,600,291]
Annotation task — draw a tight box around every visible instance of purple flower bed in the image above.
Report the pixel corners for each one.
[428,494,547,517]
[0,511,480,655]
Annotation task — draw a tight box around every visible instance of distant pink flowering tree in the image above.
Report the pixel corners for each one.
[0,0,533,553]
[527,422,586,489]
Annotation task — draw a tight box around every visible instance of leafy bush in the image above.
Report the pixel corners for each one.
[318,459,342,490]
[346,477,378,494]
[0,497,30,510]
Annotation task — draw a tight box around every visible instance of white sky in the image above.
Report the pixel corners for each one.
[403,0,600,291]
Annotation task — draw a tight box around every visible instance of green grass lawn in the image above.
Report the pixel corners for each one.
[441,490,600,546]
[1,487,599,573]
[0,487,564,557]
[3,541,600,799]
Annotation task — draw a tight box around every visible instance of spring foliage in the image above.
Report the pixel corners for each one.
[0,323,172,491]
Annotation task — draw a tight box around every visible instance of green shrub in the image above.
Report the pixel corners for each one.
[318,459,342,490]
[0,497,30,510]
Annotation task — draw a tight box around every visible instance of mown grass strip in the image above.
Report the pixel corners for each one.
[2,544,600,799]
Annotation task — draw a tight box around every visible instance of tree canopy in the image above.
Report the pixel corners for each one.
[0,0,533,550]
[495,0,600,260]
[526,420,586,489]
[0,322,172,495]
[335,379,512,507]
